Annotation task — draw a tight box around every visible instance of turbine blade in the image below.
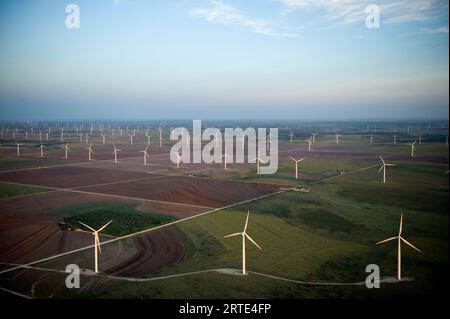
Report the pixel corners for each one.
[95,234,102,254]
[378,165,384,174]
[400,237,421,252]
[399,214,403,235]
[245,234,262,250]
[97,220,113,232]
[224,232,241,238]
[375,236,397,245]
[379,155,385,163]
[78,221,96,232]
[289,156,296,162]
[244,211,250,232]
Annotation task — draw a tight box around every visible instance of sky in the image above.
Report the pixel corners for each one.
[0,0,448,120]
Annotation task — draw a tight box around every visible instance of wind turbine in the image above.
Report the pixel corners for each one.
[369,134,373,145]
[307,137,312,152]
[78,220,112,273]
[224,211,262,275]
[418,135,422,145]
[172,150,182,168]
[86,144,94,161]
[289,156,305,179]
[288,130,294,142]
[311,132,318,144]
[221,152,232,170]
[102,134,106,145]
[38,143,46,158]
[378,155,395,184]
[140,146,150,165]
[129,134,134,145]
[408,140,417,157]
[16,143,22,157]
[335,132,342,145]
[376,214,420,281]
[394,134,397,145]
[112,144,122,163]
[159,127,163,147]
[252,152,267,175]
[63,142,71,159]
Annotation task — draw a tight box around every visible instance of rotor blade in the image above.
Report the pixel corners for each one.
[95,234,101,254]
[375,236,397,245]
[378,165,384,174]
[245,234,262,250]
[299,158,305,162]
[289,156,296,162]
[399,214,403,235]
[244,211,250,232]
[378,155,385,164]
[78,221,96,232]
[386,163,396,166]
[97,220,113,232]
[400,237,421,252]
[224,232,241,238]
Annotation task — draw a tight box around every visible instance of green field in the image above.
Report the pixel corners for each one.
[0,182,51,198]
[49,203,177,237]
[0,134,448,299]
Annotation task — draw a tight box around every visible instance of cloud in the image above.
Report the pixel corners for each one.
[421,25,449,34]
[280,0,447,25]
[190,1,299,37]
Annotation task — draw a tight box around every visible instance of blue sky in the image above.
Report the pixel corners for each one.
[0,0,448,120]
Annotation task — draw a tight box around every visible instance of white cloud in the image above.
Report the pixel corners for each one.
[421,25,449,34]
[190,1,299,37]
[280,0,447,25]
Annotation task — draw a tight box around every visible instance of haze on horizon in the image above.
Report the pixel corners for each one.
[0,0,448,121]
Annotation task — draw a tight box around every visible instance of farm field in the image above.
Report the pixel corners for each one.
[0,121,447,299]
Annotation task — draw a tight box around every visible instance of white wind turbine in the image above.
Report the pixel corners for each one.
[78,220,112,273]
[129,134,134,145]
[112,144,122,163]
[102,134,106,145]
[289,156,305,179]
[311,132,318,144]
[408,140,417,157]
[224,211,262,275]
[307,137,312,152]
[252,152,267,175]
[16,143,22,157]
[172,150,182,168]
[394,134,397,145]
[63,142,71,159]
[159,127,163,147]
[288,130,294,142]
[376,214,420,281]
[335,132,342,145]
[140,145,150,166]
[378,155,395,184]
[38,143,46,158]
[369,134,373,145]
[221,152,232,170]
[86,144,94,161]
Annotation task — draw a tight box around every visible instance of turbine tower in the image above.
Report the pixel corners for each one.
[78,220,112,273]
[224,211,262,275]
[378,155,395,184]
[289,156,305,179]
[113,144,122,163]
[376,214,421,281]
[140,146,150,166]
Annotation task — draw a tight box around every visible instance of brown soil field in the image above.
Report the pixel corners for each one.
[79,176,283,208]
[0,191,197,268]
[0,166,160,189]
[106,228,186,277]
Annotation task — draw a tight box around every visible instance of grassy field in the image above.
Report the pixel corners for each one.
[49,203,176,237]
[0,134,447,299]
[0,182,51,198]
